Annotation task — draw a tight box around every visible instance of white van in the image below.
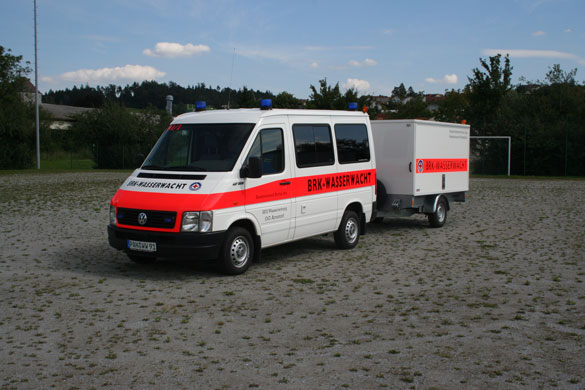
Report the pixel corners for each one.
[108,101,376,274]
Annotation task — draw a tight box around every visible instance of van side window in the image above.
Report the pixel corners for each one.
[292,124,334,168]
[334,123,370,164]
[246,128,284,175]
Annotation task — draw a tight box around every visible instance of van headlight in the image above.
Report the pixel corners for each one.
[109,205,117,226]
[199,211,213,232]
[181,211,213,232]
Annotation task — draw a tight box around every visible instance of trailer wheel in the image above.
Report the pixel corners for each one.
[219,227,254,275]
[334,210,360,249]
[428,197,448,228]
[127,254,156,264]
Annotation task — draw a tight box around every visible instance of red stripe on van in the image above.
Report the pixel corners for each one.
[112,168,376,231]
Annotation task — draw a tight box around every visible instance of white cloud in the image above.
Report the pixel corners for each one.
[425,74,458,84]
[310,62,319,69]
[532,30,546,37]
[57,65,166,83]
[482,48,585,64]
[348,58,378,67]
[343,78,371,92]
[143,42,211,58]
[564,28,572,33]
[382,29,393,35]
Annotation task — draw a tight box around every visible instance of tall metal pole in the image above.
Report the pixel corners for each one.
[227,48,235,109]
[34,0,40,169]
[564,113,568,176]
[508,137,512,176]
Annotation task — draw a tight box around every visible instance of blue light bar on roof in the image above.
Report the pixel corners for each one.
[260,99,272,110]
[195,101,206,111]
[348,102,358,111]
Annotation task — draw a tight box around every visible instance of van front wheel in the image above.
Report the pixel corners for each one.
[334,210,360,249]
[220,227,254,275]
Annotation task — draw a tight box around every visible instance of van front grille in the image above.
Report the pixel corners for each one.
[116,208,177,229]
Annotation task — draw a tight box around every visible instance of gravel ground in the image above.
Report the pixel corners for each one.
[0,172,584,390]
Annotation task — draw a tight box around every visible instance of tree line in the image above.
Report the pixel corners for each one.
[1,44,584,175]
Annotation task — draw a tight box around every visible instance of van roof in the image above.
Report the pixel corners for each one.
[172,108,368,124]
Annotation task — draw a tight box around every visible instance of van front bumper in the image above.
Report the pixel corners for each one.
[107,225,226,260]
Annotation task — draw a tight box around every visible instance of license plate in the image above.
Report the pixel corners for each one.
[127,240,157,252]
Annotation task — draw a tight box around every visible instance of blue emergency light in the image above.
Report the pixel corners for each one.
[348,102,358,111]
[195,101,206,111]
[260,99,272,110]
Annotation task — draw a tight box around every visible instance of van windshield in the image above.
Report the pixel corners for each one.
[142,123,255,172]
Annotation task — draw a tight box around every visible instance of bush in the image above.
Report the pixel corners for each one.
[72,103,170,169]
[0,46,36,169]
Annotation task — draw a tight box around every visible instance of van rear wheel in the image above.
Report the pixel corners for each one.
[220,227,254,275]
[334,210,360,249]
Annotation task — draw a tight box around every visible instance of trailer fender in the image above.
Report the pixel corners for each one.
[423,195,449,214]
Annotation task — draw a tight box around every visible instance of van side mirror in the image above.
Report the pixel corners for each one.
[240,156,263,179]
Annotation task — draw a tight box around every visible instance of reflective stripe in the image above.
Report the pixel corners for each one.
[415,159,468,173]
[112,168,376,231]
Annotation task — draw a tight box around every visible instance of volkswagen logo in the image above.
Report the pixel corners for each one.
[138,212,148,225]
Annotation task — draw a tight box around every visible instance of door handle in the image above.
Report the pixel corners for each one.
[280,181,291,185]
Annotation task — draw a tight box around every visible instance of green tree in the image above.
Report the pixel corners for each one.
[435,89,467,123]
[307,78,372,113]
[273,91,300,108]
[391,83,407,100]
[72,103,170,169]
[0,46,36,169]
[465,54,513,174]
[307,78,345,109]
[546,64,577,85]
[387,96,431,119]
[465,54,513,136]
[238,86,257,108]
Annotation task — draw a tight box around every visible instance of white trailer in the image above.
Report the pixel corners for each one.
[371,119,469,227]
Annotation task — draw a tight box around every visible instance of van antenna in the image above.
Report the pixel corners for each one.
[227,48,236,109]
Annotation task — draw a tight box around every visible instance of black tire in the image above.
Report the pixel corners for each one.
[219,227,254,275]
[428,197,448,228]
[334,210,360,249]
[127,254,156,264]
[376,180,387,209]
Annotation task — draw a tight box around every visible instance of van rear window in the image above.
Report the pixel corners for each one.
[334,123,370,164]
[292,124,334,168]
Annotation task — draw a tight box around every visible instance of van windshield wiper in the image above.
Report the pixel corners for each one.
[169,166,208,172]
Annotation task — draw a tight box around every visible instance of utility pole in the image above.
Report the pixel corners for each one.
[34,0,40,169]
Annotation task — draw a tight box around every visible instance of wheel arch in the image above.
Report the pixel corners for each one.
[423,194,450,214]
[340,201,366,235]
[228,218,261,262]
